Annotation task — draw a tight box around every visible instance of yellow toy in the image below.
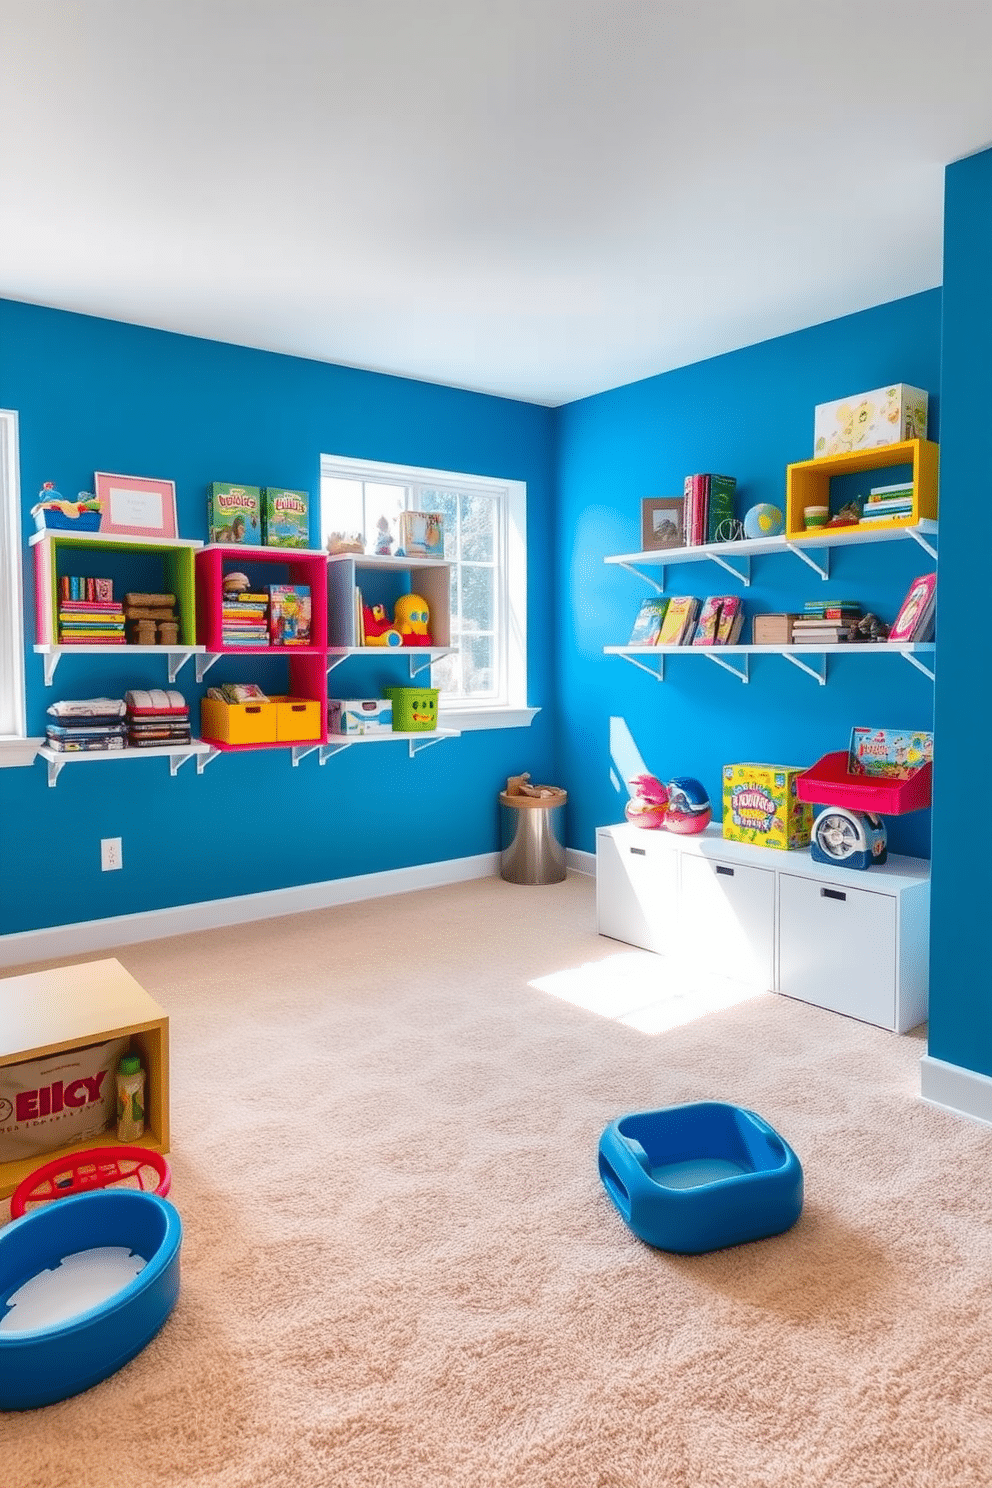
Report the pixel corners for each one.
[393,593,432,646]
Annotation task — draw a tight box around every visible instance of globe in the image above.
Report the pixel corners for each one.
[743,503,785,539]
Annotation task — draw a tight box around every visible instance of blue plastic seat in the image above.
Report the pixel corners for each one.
[598,1101,803,1254]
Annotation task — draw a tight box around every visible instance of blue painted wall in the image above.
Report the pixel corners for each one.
[928,148,992,1077]
[0,300,557,934]
[556,291,942,858]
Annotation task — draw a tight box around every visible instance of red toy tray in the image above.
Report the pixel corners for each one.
[796,752,933,815]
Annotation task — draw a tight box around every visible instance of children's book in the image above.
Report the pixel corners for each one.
[691,596,724,646]
[268,584,312,646]
[627,597,670,645]
[715,594,744,645]
[888,573,936,643]
[706,475,737,544]
[657,596,699,646]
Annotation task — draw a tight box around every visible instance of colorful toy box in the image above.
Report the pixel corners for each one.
[207,483,262,544]
[327,699,394,735]
[813,384,928,458]
[262,487,310,548]
[722,763,813,850]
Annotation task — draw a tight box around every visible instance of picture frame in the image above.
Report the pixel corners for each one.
[94,472,178,540]
[641,496,685,551]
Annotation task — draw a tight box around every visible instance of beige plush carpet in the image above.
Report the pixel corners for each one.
[2,872,991,1487]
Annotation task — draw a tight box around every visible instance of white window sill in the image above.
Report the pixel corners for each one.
[0,737,42,768]
[439,706,540,732]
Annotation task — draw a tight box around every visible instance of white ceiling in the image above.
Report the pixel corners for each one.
[2,1,991,407]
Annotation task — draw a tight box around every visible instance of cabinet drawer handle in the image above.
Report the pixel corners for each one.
[629,847,646,857]
[716,865,734,877]
[821,887,846,902]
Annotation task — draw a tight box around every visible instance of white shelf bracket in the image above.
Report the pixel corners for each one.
[616,652,665,682]
[195,654,222,682]
[781,650,827,684]
[614,560,665,593]
[784,542,831,580]
[407,653,435,678]
[45,755,66,788]
[409,734,450,757]
[169,749,199,777]
[166,651,196,684]
[195,746,221,773]
[291,744,321,766]
[318,742,351,763]
[325,656,348,674]
[706,551,751,587]
[907,528,938,561]
[902,652,935,682]
[42,651,60,686]
[702,651,749,683]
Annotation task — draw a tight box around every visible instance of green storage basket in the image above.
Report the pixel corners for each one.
[383,686,439,732]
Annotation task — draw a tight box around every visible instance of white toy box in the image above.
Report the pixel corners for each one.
[813,384,928,458]
[327,699,393,735]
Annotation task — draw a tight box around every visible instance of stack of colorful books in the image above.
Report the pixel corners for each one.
[682,473,738,546]
[860,482,914,525]
[222,589,270,646]
[791,599,862,645]
[58,597,126,645]
[44,697,127,752]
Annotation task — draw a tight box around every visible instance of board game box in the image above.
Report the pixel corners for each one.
[262,487,310,548]
[207,483,262,545]
[722,763,813,850]
[847,727,933,779]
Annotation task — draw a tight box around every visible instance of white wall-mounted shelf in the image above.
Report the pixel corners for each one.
[37,742,212,788]
[35,644,206,686]
[606,519,938,589]
[319,728,461,761]
[604,641,936,684]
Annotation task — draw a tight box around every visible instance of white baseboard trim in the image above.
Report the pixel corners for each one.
[0,853,502,970]
[567,847,595,877]
[919,1054,992,1128]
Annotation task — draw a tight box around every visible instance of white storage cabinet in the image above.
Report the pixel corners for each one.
[596,822,930,1033]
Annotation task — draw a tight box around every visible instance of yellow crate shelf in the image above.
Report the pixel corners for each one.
[785,438,939,540]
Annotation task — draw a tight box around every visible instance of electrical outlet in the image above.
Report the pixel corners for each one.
[100,837,123,872]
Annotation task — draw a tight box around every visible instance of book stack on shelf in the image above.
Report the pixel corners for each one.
[44,697,127,753]
[221,572,270,647]
[125,689,192,748]
[58,576,125,646]
[888,574,937,644]
[860,481,914,526]
[682,473,738,545]
[791,599,862,646]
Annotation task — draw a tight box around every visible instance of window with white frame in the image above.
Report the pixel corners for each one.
[0,410,35,766]
[319,454,535,729]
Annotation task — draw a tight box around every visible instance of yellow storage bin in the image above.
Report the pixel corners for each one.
[272,696,322,743]
[200,696,279,745]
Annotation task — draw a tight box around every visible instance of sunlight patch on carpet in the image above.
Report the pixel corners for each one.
[528,949,768,1033]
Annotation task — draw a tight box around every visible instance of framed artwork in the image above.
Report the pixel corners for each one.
[95,472,178,539]
[641,496,685,551]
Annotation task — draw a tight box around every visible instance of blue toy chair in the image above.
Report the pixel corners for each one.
[598,1101,803,1254]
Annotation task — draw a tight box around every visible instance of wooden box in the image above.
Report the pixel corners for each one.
[753,613,797,645]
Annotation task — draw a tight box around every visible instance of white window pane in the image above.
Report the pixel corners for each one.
[461,564,495,631]
[320,477,364,541]
[461,492,495,563]
[460,634,496,696]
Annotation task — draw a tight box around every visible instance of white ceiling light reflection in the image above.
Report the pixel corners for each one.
[528,950,768,1034]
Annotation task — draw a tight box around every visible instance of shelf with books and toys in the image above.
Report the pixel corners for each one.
[193,545,329,767]
[323,553,460,758]
[30,528,205,686]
